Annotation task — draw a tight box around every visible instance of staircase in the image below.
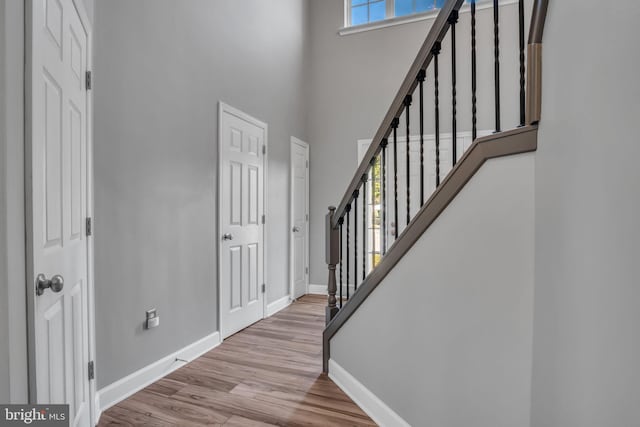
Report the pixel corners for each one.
[322,0,549,373]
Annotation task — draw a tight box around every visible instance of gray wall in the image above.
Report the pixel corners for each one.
[94,0,309,388]
[0,0,28,404]
[331,153,535,426]
[531,1,640,426]
[0,0,9,403]
[307,0,524,285]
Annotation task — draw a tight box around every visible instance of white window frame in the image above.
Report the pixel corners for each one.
[341,0,518,36]
[345,0,443,28]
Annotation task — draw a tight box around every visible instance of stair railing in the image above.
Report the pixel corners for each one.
[323,0,549,371]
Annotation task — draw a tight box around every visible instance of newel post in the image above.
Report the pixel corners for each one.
[326,206,339,323]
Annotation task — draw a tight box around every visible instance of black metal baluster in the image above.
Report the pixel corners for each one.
[339,218,343,308]
[381,139,387,254]
[404,95,412,226]
[392,118,399,239]
[376,158,380,265]
[433,42,441,187]
[362,174,367,281]
[346,204,350,301]
[519,0,525,126]
[471,0,477,141]
[353,190,358,292]
[494,0,501,132]
[370,162,376,269]
[418,70,425,206]
[450,11,458,166]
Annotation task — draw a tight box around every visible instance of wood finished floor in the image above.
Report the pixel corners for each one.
[98,295,376,426]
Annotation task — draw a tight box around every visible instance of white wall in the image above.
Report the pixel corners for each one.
[93,0,310,388]
[331,153,535,427]
[0,0,28,404]
[531,1,640,426]
[307,0,525,286]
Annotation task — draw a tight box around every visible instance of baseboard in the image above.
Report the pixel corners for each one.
[308,283,357,297]
[95,331,221,424]
[328,359,410,427]
[308,284,327,295]
[266,295,291,317]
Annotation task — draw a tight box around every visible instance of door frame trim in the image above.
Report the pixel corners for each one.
[24,0,96,422]
[289,137,309,299]
[217,102,268,339]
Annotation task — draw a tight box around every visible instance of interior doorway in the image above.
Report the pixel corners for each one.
[218,102,268,338]
[25,0,96,425]
[290,137,309,300]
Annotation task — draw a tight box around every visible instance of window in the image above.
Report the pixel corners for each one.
[395,0,445,17]
[350,0,387,26]
[348,0,448,27]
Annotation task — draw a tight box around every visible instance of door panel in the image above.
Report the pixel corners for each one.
[42,301,65,403]
[229,161,242,225]
[44,73,63,246]
[29,0,91,425]
[290,140,309,299]
[248,243,259,303]
[229,246,242,311]
[69,282,85,416]
[220,105,266,338]
[248,166,259,225]
[69,103,83,239]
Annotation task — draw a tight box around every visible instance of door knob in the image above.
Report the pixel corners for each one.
[36,274,64,296]
[292,226,300,233]
[222,233,233,241]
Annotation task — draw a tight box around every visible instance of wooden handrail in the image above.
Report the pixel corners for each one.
[528,0,549,44]
[526,0,549,124]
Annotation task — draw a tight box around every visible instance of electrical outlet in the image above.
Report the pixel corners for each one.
[145,309,159,329]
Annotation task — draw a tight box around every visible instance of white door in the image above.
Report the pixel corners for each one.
[219,103,266,338]
[290,138,309,299]
[27,0,92,425]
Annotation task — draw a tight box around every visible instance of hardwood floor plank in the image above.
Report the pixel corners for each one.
[229,382,375,424]
[173,384,374,427]
[145,378,187,398]
[125,389,231,425]
[223,415,277,427]
[98,295,375,426]
[101,405,177,426]
[166,367,238,393]
[237,376,363,407]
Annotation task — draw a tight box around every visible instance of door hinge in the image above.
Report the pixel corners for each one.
[85,71,92,91]
[305,214,308,222]
[262,214,266,225]
[261,283,266,293]
[88,361,95,380]
[262,145,266,155]
[305,267,309,275]
[86,217,92,237]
